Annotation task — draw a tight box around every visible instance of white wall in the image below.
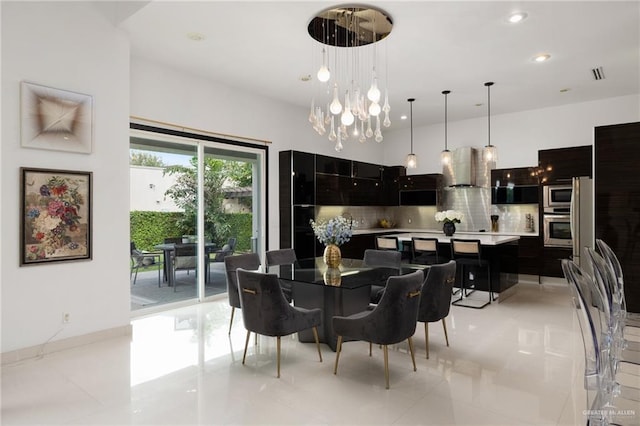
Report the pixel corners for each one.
[382,94,640,174]
[1,2,131,353]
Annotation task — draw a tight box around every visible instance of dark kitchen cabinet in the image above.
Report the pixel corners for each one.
[491,167,539,186]
[595,121,640,313]
[316,154,351,176]
[352,161,382,179]
[538,145,592,184]
[398,174,442,206]
[279,150,315,206]
[315,174,351,205]
[341,233,377,259]
[541,246,572,278]
[518,236,543,275]
[382,166,405,206]
[491,167,540,205]
[279,151,317,256]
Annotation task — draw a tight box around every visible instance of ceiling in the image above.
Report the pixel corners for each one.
[118,1,640,129]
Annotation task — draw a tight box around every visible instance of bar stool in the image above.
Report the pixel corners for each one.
[411,237,440,265]
[375,236,399,251]
[450,239,494,309]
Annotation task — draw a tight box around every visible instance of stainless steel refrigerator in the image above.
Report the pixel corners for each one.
[571,176,594,269]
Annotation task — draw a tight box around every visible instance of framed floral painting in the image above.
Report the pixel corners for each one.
[20,167,92,265]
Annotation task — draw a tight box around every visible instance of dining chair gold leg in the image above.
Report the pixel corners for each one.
[425,322,429,359]
[408,337,417,372]
[276,336,281,378]
[312,327,322,362]
[242,330,251,364]
[442,318,449,347]
[228,307,235,335]
[383,344,390,389]
[334,335,343,374]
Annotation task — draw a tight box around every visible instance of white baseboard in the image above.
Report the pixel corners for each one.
[1,325,132,366]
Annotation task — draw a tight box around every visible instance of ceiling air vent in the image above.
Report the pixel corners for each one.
[592,66,605,81]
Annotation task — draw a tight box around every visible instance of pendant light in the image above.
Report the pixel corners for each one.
[483,82,497,162]
[406,98,417,169]
[441,90,452,165]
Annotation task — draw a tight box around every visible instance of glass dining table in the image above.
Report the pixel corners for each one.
[274,258,428,351]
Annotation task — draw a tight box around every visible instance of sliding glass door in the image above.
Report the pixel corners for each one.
[129,127,266,312]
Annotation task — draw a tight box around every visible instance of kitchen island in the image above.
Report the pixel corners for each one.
[387,232,520,298]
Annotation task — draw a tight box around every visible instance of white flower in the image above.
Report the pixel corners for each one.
[435,210,463,224]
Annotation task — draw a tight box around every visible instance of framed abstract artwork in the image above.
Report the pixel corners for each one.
[20,167,93,265]
[20,81,93,154]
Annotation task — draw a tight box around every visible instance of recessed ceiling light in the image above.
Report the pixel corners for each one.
[187,32,205,41]
[533,53,551,63]
[508,12,528,23]
[400,115,407,120]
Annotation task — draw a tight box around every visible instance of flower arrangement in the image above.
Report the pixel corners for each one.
[435,210,464,224]
[25,175,86,260]
[310,216,353,246]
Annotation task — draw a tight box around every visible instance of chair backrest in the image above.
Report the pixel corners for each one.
[376,236,399,251]
[561,259,605,391]
[224,253,261,308]
[265,248,297,268]
[213,244,234,262]
[227,237,237,251]
[173,243,197,270]
[236,268,294,336]
[363,249,401,269]
[450,239,482,264]
[164,237,183,244]
[584,248,618,332]
[367,270,424,345]
[418,260,457,323]
[411,237,439,262]
[595,239,625,301]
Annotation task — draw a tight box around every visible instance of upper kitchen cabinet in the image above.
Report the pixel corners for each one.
[398,174,442,206]
[280,150,315,206]
[491,167,540,205]
[382,165,406,206]
[538,145,592,184]
[316,154,351,176]
[352,161,382,179]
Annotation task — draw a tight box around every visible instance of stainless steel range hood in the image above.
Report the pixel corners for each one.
[443,147,477,187]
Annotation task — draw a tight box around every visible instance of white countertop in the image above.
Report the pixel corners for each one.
[352,228,537,238]
[384,232,520,245]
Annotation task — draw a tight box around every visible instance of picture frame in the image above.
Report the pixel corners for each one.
[20,167,93,265]
[20,81,93,154]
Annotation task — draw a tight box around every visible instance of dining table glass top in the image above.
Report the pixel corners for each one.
[276,258,428,289]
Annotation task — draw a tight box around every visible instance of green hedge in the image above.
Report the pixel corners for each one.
[130,211,252,253]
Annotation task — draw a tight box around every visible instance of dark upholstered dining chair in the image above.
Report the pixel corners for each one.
[236,268,323,378]
[332,269,424,389]
[224,253,261,334]
[418,260,457,359]
[363,249,402,304]
[264,248,298,301]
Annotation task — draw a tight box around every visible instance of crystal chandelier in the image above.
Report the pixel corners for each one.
[307,5,393,152]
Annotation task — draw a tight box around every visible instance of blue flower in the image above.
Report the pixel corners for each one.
[27,208,40,219]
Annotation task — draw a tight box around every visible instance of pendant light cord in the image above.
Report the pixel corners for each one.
[485,82,494,146]
[408,98,415,153]
[442,90,450,151]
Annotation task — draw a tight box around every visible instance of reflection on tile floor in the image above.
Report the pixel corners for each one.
[2,282,629,425]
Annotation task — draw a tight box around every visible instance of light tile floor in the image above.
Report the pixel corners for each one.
[2,282,632,425]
